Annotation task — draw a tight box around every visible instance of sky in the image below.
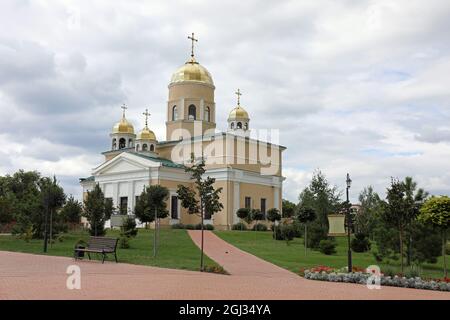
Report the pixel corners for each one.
[1,0,450,203]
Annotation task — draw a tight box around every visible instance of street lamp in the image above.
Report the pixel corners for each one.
[346,173,352,273]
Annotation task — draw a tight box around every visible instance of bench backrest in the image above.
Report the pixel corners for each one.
[87,237,118,251]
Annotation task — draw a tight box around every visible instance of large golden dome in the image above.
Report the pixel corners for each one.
[170,59,214,86]
[112,117,134,134]
[137,126,156,141]
[228,106,249,120]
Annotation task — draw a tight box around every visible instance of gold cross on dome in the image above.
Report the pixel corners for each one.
[121,104,128,118]
[142,108,151,127]
[188,32,198,58]
[235,89,242,106]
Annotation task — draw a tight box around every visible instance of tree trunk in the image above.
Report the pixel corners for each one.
[200,203,205,272]
[49,209,53,248]
[443,229,448,279]
[304,224,307,256]
[399,226,404,275]
[153,208,157,258]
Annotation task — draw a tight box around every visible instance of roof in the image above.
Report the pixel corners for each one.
[79,176,95,182]
[129,152,185,169]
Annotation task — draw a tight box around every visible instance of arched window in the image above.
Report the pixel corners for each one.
[204,106,210,122]
[231,122,234,129]
[237,122,242,129]
[128,139,133,147]
[188,104,196,120]
[112,138,117,150]
[150,144,155,152]
[136,144,140,152]
[142,144,148,151]
[244,122,248,130]
[119,138,126,149]
[172,105,178,121]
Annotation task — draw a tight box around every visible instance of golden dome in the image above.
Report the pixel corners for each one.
[137,126,156,141]
[112,117,134,134]
[228,106,249,120]
[170,59,214,86]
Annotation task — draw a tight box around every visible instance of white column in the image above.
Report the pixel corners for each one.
[273,186,280,210]
[233,181,240,224]
[113,183,119,208]
[128,181,135,215]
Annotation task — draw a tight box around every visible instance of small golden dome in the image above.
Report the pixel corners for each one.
[228,106,249,120]
[112,117,134,134]
[137,126,156,141]
[170,59,214,86]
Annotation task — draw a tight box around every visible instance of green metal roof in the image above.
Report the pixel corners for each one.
[129,152,185,169]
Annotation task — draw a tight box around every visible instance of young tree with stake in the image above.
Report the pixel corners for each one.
[177,154,223,271]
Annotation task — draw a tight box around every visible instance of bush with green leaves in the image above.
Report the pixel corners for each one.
[274,224,296,244]
[185,224,196,230]
[232,222,247,231]
[171,223,185,229]
[307,221,328,248]
[319,239,337,255]
[195,223,214,230]
[252,223,268,231]
[251,209,264,221]
[351,233,371,252]
[119,236,130,249]
[121,216,138,238]
[236,208,251,224]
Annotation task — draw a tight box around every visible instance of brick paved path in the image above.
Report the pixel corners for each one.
[0,232,448,299]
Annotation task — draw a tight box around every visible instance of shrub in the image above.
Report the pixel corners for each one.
[185,224,196,230]
[251,209,264,221]
[232,222,247,231]
[171,223,185,229]
[119,236,130,249]
[351,233,371,252]
[252,223,268,231]
[267,208,281,223]
[121,216,138,238]
[194,223,215,230]
[236,208,251,223]
[292,220,303,238]
[307,222,328,248]
[319,239,337,255]
[274,224,295,243]
[382,266,397,277]
[446,242,450,255]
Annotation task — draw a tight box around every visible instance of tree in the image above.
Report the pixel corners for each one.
[83,184,108,236]
[419,196,450,278]
[356,186,382,238]
[296,206,316,255]
[236,207,251,230]
[298,170,342,233]
[267,208,281,238]
[134,185,169,256]
[381,178,418,274]
[177,154,223,271]
[282,199,296,218]
[60,195,82,225]
[39,176,65,251]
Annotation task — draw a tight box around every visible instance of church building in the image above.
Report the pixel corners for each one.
[80,34,286,230]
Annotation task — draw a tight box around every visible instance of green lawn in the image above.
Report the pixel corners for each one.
[0,229,219,271]
[215,230,447,279]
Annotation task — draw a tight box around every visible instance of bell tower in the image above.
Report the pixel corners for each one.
[166,33,216,141]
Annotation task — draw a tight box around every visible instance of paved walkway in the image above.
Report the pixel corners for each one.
[0,232,448,299]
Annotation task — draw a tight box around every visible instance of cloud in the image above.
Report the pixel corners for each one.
[0,0,449,202]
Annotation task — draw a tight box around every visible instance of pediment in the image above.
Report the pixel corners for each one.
[92,152,161,176]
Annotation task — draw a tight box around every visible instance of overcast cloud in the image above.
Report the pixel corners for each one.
[1,0,450,203]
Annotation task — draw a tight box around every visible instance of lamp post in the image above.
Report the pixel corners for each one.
[346,173,352,273]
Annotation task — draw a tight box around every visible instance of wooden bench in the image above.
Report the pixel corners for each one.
[74,237,119,263]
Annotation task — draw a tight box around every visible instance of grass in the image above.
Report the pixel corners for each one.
[0,228,219,272]
[215,230,448,279]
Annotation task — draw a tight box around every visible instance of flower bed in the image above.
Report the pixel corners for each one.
[303,266,450,292]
